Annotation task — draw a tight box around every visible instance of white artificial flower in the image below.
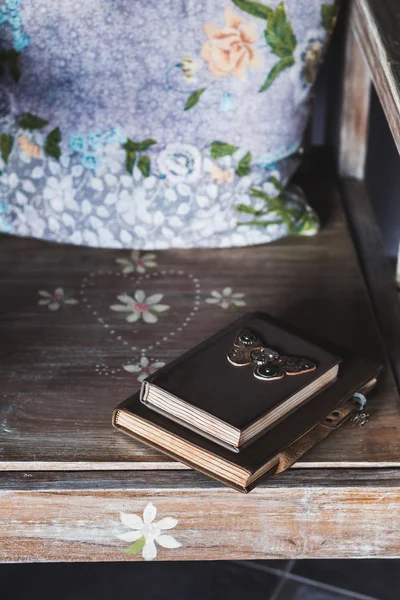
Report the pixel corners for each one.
[116,250,157,274]
[206,287,246,310]
[123,356,165,382]
[157,143,201,184]
[38,287,79,311]
[110,290,169,323]
[118,502,181,561]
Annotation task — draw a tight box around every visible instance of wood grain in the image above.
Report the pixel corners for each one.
[1,470,400,562]
[0,152,399,472]
[339,3,371,178]
[341,177,400,392]
[352,0,400,153]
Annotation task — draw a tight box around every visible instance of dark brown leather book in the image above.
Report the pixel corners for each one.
[113,353,380,492]
[140,312,341,450]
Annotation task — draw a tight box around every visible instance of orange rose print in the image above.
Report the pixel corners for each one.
[18,136,41,159]
[201,8,261,79]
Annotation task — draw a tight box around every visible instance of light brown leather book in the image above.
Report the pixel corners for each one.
[140,312,341,451]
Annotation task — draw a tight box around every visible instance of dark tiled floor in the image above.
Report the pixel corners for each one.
[0,559,398,600]
[292,560,400,600]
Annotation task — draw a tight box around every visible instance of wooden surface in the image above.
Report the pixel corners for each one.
[1,469,400,562]
[1,152,399,472]
[352,0,400,153]
[338,3,371,179]
[341,178,400,392]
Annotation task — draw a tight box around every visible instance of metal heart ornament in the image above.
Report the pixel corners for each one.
[226,329,317,381]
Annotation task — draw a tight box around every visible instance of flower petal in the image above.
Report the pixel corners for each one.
[203,22,221,39]
[223,287,232,296]
[127,312,141,322]
[48,302,60,311]
[110,304,132,312]
[64,298,78,305]
[233,300,247,307]
[225,7,242,28]
[143,502,157,524]
[54,287,64,296]
[210,290,222,298]
[117,294,135,304]
[135,290,146,303]
[157,517,178,530]
[156,534,181,549]
[120,512,144,529]
[38,299,51,305]
[143,311,158,324]
[117,530,143,543]
[205,298,219,304]
[142,539,157,561]
[123,365,141,373]
[38,290,51,297]
[140,356,149,368]
[152,304,169,313]
[146,293,163,305]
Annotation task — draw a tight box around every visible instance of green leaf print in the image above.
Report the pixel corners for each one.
[184,88,206,111]
[235,151,252,177]
[259,2,297,93]
[321,4,336,32]
[0,49,21,83]
[44,127,62,160]
[210,141,239,159]
[122,139,156,174]
[231,0,273,20]
[137,155,151,178]
[124,536,146,555]
[259,55,294,92]
[8,50,21,83]
[19,113,49,131]
[264,3,296,58]
[0,133,13,164]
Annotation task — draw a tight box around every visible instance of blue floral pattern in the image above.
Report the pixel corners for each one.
[0,0,335,249]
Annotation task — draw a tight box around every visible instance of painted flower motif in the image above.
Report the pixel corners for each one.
[158,143,201,184]
[291,29,325,104]
[18,136,41,159]
[123,356,165,382]
[206,287,246,310]
[110,290,169,323]
[38,287,79,311]
[116,250,157,274]
[180,55,200,82]
[118,502,181,561]
[201,8,261,79]
[208,162,234,185]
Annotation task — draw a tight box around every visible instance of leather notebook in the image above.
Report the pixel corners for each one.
[140,312,340,451]
[113,313,382,493]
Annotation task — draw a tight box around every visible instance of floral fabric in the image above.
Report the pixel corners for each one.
[0,0,336,249]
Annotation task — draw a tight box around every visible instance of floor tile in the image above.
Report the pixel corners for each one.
[293,559,400,600]
[0,561,280,600]
[274,579,361,600]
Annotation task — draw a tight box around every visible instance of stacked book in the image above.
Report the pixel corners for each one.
[113,312,381,492]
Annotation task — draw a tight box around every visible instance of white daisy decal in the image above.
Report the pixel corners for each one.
[206,287,246,310]
[118,502,181,561]
[38,287,79,311]
[116,251,157,274]
[110,290,169,323]
[123,356,165,382]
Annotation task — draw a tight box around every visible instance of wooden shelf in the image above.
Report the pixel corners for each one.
[1,151,400,560]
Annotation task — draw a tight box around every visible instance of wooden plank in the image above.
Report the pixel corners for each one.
[341,177,400,392]
[0,152,399,472]
[352,0,400,153]
[1,469,400,562]
[339,3,371,178]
